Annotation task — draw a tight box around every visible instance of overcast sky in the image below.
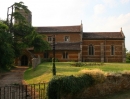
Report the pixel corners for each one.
[0,0,130,50]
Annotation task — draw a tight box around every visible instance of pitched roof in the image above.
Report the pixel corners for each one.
[35,25,81,33]
[83,32,125,39]
[51,42,81,50]
[26,43,81,51]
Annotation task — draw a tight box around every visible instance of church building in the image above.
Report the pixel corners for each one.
[34,24,125,63]
[15,9,126,66]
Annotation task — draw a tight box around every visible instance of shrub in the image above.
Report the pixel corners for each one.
[122,70,130,75]
[70,62,84,67]
[126,59,130,63]
[47,74,94,99]
[79,69,106,83]
[70,62,104,67]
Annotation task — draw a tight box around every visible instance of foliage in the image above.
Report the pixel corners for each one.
[79,69,106,83]
[11,2,50,54]
[26,30,50,52]
[0,22,14,70]
[47,74,94,99]
[10,1,30,25]
[72,62,83,67]
[13,23,50,53]
[126,51,130,62]
[0,22,8,30]
[71,62,104,67]
[0,1,50,70]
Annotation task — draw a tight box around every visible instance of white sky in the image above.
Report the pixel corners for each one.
[0,0,130,50]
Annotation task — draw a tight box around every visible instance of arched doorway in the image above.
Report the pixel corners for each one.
[21,55,28,66]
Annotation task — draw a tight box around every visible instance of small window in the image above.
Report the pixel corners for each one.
[63,52,68,59]
[44,52,49,58]
[48,36,52,42]
[111,45,114,55]
[89,44,94,55]
[64,36,69,42]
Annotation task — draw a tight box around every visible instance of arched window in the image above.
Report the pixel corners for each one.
[111,45,114,55]
[89,44,94,55]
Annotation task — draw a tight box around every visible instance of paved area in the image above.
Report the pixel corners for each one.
[0,66,28,87]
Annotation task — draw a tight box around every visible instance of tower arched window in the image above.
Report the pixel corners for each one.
[89,44,94,55]
[111,45,114,55]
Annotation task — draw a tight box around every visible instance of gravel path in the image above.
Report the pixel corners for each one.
[0,66,28,87]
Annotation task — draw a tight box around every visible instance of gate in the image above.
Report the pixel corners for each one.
[0,83,47,99]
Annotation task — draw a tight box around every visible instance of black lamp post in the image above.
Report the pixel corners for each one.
[52,35,56,75]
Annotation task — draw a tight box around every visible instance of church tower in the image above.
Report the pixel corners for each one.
[15,9,32,25]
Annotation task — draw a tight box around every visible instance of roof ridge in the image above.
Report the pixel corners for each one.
[83,32,121,33]
[34,25,81,28]
[36,25,81,32]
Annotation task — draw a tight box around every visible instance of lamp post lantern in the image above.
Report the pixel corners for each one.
[52,35,56,75]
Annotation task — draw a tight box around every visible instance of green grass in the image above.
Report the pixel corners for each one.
[24,62,130,84]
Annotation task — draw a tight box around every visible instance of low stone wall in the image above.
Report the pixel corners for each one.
[61,74,130,99]
[32,55,41,69]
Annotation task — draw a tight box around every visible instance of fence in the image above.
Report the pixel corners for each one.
[0,83,47,99]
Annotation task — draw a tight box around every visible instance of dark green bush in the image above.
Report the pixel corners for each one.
[47,74,94,99]
[126,59,130,63]
[70,62,84,67]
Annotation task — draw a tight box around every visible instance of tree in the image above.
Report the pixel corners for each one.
[126,51,130,62]
[7,1,50,57]
[7,2,30,33]
[0,21,14,70]
[0,2,50,70]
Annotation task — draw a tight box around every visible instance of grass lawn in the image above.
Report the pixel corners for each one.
[24,62,130,84]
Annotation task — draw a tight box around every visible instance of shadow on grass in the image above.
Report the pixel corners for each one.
[24,62,52,80]
[23,62,81,83]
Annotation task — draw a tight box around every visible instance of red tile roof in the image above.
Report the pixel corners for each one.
[83,32,125,39]
[35,25,81,33]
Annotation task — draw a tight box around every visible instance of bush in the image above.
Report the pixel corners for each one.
[70,62,84,67]
[126,59,130,63]
[79,69,106,83]
[122,70,130,75]
[47,74,94,99]
[70,62,104,67]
